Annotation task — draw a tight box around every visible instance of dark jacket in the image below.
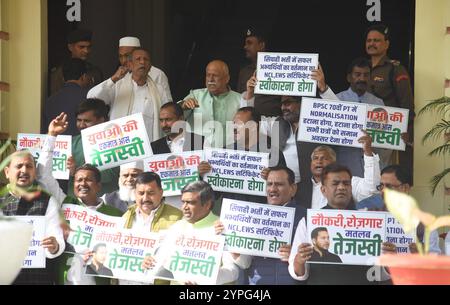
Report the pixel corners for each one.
[245,201,306,285]
[151,132,204,154]
[276,117,318,209]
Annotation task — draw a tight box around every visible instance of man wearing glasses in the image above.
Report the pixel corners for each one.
[357,165,411,210]
[357,165,441,254]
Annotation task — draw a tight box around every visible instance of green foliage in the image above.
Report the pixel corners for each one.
[419,97,450,195]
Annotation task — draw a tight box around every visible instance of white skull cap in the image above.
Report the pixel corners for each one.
[120,160,144,171]
[119,36,141,47]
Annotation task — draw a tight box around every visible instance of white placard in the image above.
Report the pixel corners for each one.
[220,199,295,259]
[255,52,318,97]
[298,98,367,148]
[81,113,153,170]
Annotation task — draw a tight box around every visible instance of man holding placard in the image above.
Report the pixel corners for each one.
[67,99,119,197]
[217,167,306,285]
[142,181,238,285]
[299,137,379,210]
[289,164,393,285]
[312,57,391,176]
[121,172,182,285]
[1,115,67,284]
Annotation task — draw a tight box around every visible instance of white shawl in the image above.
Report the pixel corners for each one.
[113,73,162,141]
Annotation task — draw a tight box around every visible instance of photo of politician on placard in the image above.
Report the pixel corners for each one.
[85,243,114,277]
[309,227,342,263]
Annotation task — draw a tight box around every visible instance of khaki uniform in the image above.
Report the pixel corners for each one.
[368,55,414,172]
[368,55,414,115]
[49,61,103,96]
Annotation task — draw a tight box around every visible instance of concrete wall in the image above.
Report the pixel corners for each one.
[412,0,450,216]
[0,0,47,137]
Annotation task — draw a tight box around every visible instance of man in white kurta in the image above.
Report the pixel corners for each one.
[117,36,173,103]
[87,48,166,142]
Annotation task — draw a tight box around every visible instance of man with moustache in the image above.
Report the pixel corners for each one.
[143,181,239,285]
[102,161,144,213]
[88,48,168,142]
[365,24,414,171]
[36,113,122,285]
[179,60,245,147]
[259,96,317,203]
[313,57,388,176]
[0,115,66,284]
[303,142,379,210]
[288,164,393,285]
[151,102,204,154]
[216,167,307,285]
[117,36,172,103]
[121,172,182,285]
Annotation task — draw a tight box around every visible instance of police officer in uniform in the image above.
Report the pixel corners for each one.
[365,24,414,173]
[238,27,282,117]
[49,29,103,96]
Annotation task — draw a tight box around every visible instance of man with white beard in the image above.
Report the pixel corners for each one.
[102,161,144,212]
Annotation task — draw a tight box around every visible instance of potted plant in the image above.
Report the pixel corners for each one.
[418,96,450,196]
[0,140,33,284]
[378,189,450,285]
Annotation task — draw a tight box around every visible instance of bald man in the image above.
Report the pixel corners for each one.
[179,60,248,147]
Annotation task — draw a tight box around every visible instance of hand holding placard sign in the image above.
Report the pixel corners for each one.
[81,113,153,170]
[255,52,319,97]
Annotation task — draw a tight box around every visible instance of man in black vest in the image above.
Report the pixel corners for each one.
[151,102,204,154]
[260,96,317,205]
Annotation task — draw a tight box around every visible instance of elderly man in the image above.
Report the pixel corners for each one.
[289,163,392,285]
[102,161,144,213]
[50,28,103,95]
[143,181,239,285]
[87,48,168,142]
[117,36,172,103]
[299,136,380,210]
[179,60,246,147]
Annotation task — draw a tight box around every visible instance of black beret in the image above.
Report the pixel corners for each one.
[365,23,390,40]
[67,29,93,44]
[245,26,268,42]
